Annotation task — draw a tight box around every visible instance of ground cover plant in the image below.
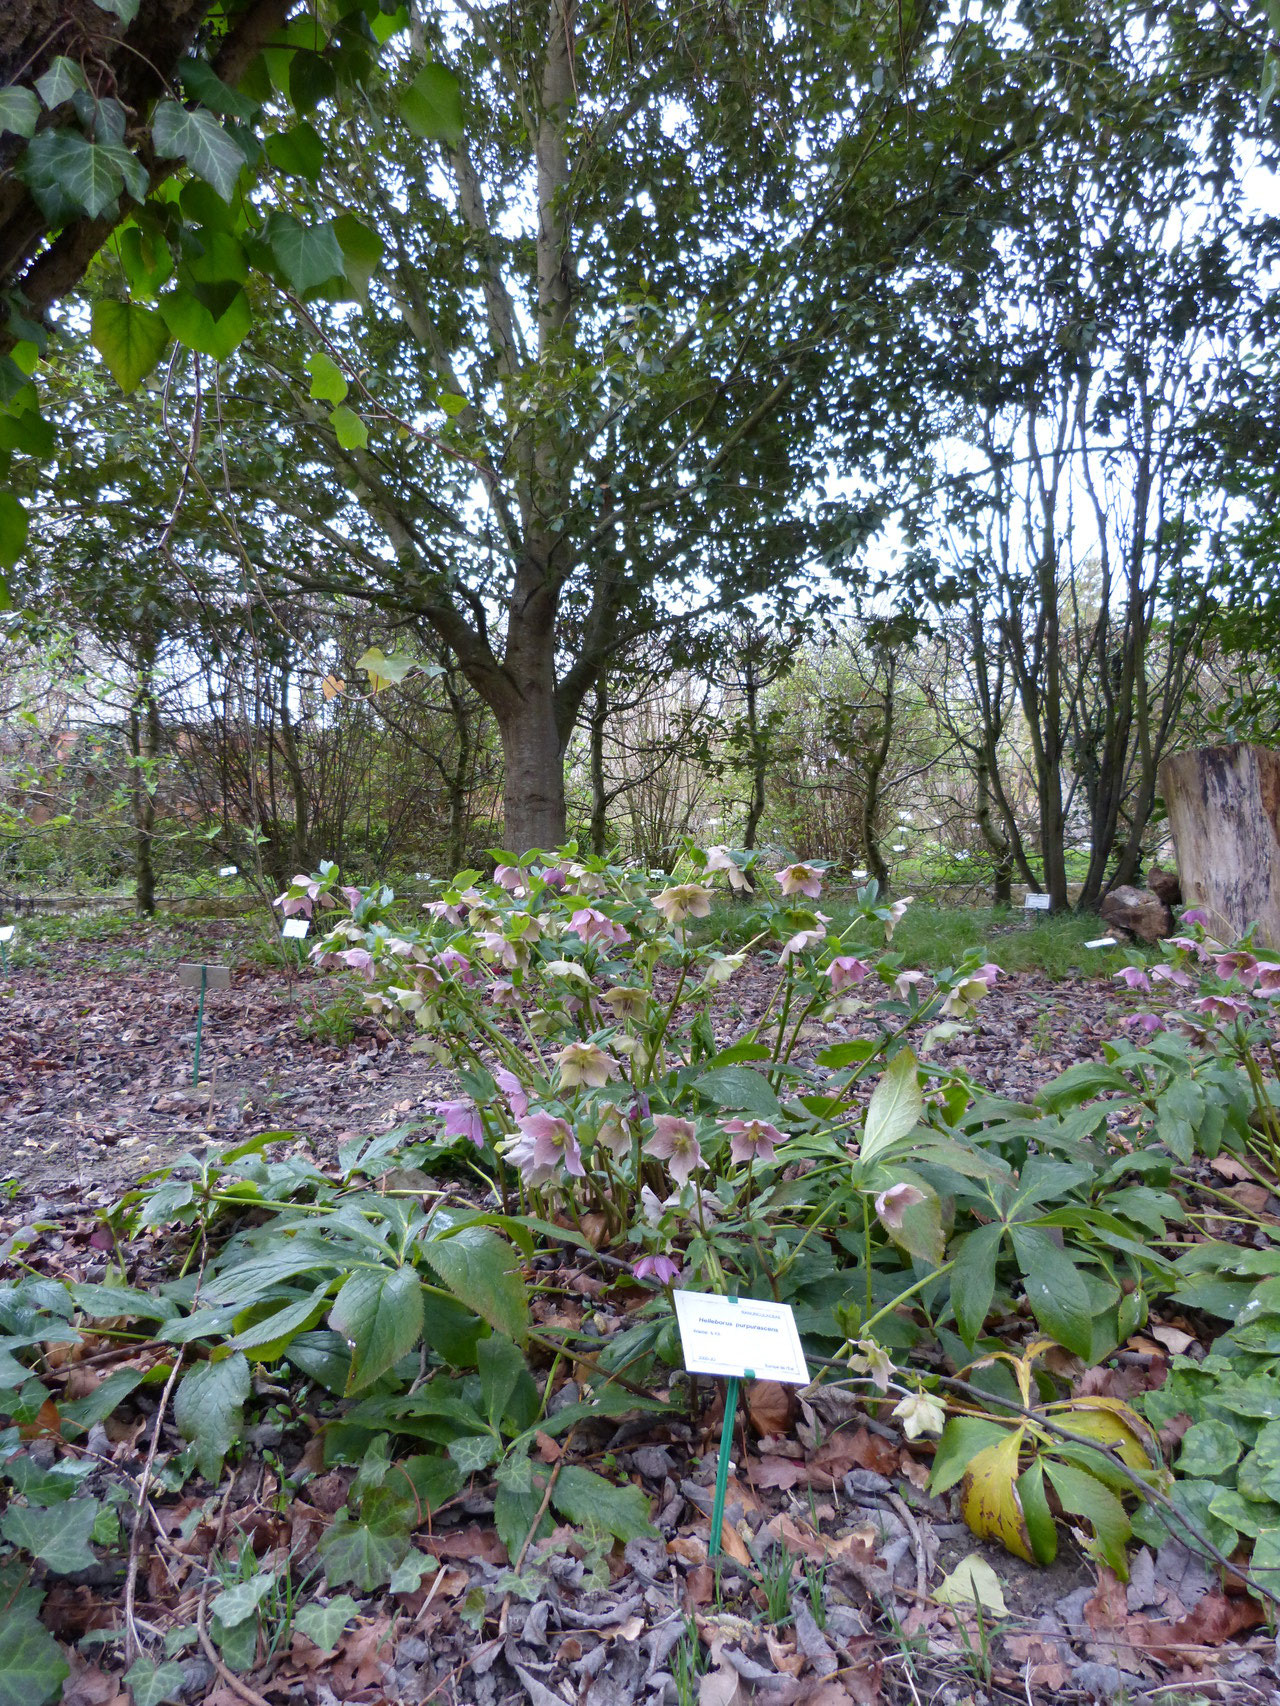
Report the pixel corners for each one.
[2,850,1280,1703]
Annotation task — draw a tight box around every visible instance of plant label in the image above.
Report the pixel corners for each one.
[282,919,309,940]
[1023,893,1052,911]
[1084,936,1118,949]
[219,865,238,877]
[177,962,231,990]
[673,1291,809,1385]
[0,925,14,942]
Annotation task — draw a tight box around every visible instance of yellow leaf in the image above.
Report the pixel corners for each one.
[1044,1395,1157,1470]
[322,674,345,700]
[960,1426,1034,1563]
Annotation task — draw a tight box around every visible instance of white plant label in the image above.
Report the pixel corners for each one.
[1085,936,1119,949]
[673,1291,810,1385]
[0,926,15,943]
[219,865,238,877]
[1023,893,1052,911]
[282,919,310,940]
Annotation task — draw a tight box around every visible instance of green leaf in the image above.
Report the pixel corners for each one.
[0,493,28,571]
[177,58,259,121]
[693,1063,784,1122]
[317,1504,410,1591]
[18,131,126,220]
[306,350,348,405]
[0,1498,99,1573]
[265,213,346,292]
[949,1222,1004,1346]
[59,1365,149,1433]
[174,1351,250,1480]
[447,1431,500,1474]
[123,1656,185,1706]
[211,1570,275,1628]
[93,0,141,21]
[494,1451,550,1560]
[330,404,368,450]
[230,1281,330,1355]
[1177,1418,1243,1479]
[293,1595,360,1653]
[929,1416,1010,1495]
[355,645,416,688]
[0,1597,68,1706]
[329,1267,423,1394]
[399,64,463,145]
[1016,1458,1058,1566]
[388,1551,437,1592]
[861,1048,923,1165]
[158,286,251,360]
[90,300,169,393]
[35,57,87,109]
[333,213,383,304]
[420,1226,528,1345]
[551,1466,656,1542]
[1010,1224,1095,1360]
[478,1332,528,1433]
[265,121,326,178]
[0,87,39,140]
[1044,1458,1131,1577]
[151,102,245,200]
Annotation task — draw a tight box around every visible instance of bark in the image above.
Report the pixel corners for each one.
[128,626,161,917]
[589,674,609,856]
[861,652,895,894]
[975,748,1013,905]
[742,656,767,853]
[276,660,310,872]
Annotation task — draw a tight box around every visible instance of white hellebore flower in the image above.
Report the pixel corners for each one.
[891,1390,946,1440]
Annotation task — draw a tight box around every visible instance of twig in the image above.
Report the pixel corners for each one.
[195,1480,274,1706]
[121,1346,185,1664]
[886,1489,927,1601]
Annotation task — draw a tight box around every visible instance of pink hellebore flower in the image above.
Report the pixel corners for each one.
[603,985,649,1022]
[340,885,363,912]
[435,1100,484,1147]
[972,963,1001,990]
[1194,993,1253,1023]
[1151,963,1193,989]
[826,955,872,992]
[495,1067,530,1120]
[539,866,568,891]
[777,862,824,900]
[570,907,630,947]
[276,890,313,918]
[885,896,914,940]
[720,1117,783,1166]
[423,899,464,926]
[780,923,827,963]
[488,977,519,1008]
[632,1253,681,1285]
[705,846,751,892]
[1255,963,1280,994]
[478,930,520,970]
[652,884,714,926]
[1182,909,1209,927]
[894,968,927,1001]
[596,1110,632,1159]
[515,1111,584,1178]
[339,947,375,978]
[645,1117,705,1186]
[1213,952,1259,989]
[874,1182,926,1230]
[1113,966,1152,992]
[1123,1012,1165,1034]
[494,865,528,895]
[555,1040,620,1089]
[434,947,477,984]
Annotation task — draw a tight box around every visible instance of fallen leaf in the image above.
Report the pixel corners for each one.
[747,1380,795,1437]
[1149,1324,1196,1355]
[933,1554,1009,1616]
[1004,1632,1070,1690]
[1131,1591,1265,1662]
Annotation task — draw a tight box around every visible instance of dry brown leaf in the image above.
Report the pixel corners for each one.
[1084,1567,1131,1631]
[59,1662,128,1706]
[765,1631,806,1677]
[425,1522,508,1566]
[765,1511,877,1567]
[746,1380,795,1437]
[534,1429,562,1463]
[1131,1591,1265,1663]
[1004,1632,1071,1690]
[322,674,345,700]
[330,1615,395,1695]
[1149,1324,1196,1355]
[669,1533,708,1565]
[687,1563,717,1604]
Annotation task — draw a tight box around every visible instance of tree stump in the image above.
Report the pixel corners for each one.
[1158,744,1280,947]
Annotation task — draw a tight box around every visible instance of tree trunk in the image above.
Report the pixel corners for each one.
[861,652,895,895]
[496,684,567,853]
[1159,743,1280,947]
[129,633,161,917]
[975,749,1013,905]
[276,661,310,872]
[742,657,767,852]
[589,674,609,856]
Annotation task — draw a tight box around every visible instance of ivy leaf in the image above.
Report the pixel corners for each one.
[861,1047,923,1165]
[0,88,39,140]
[420,1226,528,1345]
[494,1451,551,1561]
[159,286,251,361]
[92,0,142,20]
[293,1595,360,1653]
[19,132,126,221]
[0,494,29,572]
[447,1431,500,1474]
[264,213,346,292]
[329,404,368,449]
[399,64,463,145]
[329,1267,423,1394]
[90,300,169,393]
[177,58,259,122]
[316,1503,410,1591]
[0,1498,100,1574]
[211,1570,276,1628]
[355,646,416,689]
[551,1466,657,1542]
[0,1597,68,1706]
[306,350,348,405]
[333,213,383,305]
[122,1657,185,1706]
[174,1351,250,1480]
[35,57,87,109]
[152,102,245,200]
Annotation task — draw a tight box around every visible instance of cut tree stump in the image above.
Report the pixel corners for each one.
[1158,743,1280,947]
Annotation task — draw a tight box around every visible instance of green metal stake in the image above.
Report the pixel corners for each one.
[709,1372,749,1558]
[192,964,207,1086]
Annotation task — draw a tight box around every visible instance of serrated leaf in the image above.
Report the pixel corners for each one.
[1016,1457,1058,1565]
[960,1427,1034,1563]
[265,213,346,292]
[861,1048,923,1164]
[0,87,39,140]
[152,102,245,200]
[419,1226,528,1345]
[293,1595,360,1652]
[1010,1225,1095,1359]
[316,1505,410,1590]
[59,1365,149,1432]
[122,1656,185,1706]
[399,64,463,145]
[174,1351,249,1480]
[329,1267,423,1393]
[330,404,368,449]
[0,1497,99,1573]
[306,349,348,405]
[551,1466,656,1542]
[35,57,87,109]
[929,1416,1011,1495]
[0,1598,68,1706]
[211,1570,275,1628]
[91,299,169,392]
[1044,1457,1132,1578]
[693,1063,784,1121]
[949,1221,1004,1345]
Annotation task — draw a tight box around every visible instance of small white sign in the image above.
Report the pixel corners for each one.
[282,918,310,940]
[1023,893,1052,911]
[1085,936,1119,949]
[0,925,15,943]
[673,1291,810,1386]
[219,865,238,877]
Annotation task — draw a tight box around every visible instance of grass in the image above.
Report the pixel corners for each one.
[696,897,1146,981]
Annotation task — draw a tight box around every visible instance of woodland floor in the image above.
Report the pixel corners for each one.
[1,916,1276,1706]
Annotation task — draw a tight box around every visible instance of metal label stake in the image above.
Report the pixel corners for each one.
[177,962,231,1085]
